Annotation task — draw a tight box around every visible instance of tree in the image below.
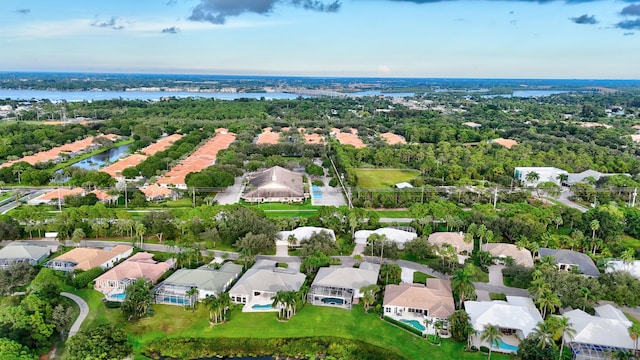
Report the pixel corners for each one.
[71,228,85,247]
[359,284,380,312]
[186,287,199,311]
[234,232,275,255]
[525,171,540,186]
[66,325,132,360]
[298,230,338,257]
[271,290,297,319]
[301,251,331,274]
[590,219,600,241]
[549,316,576,360]
[135,223,146,247]
[238,248,254,270]
[121,278,153,321]
[621,248,636,272]
[379,263,402,285]
[142,211,177,243]
[451,264,476,308]
[531,319,557,351]
[202,294,221,324]
[534,284,561,318]
[629,321,640,355]
[0,338,36,360]
[448,309,474,342]
[480,324,502,360]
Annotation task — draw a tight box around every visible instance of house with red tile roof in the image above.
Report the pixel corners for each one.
[28,187,85,205]
[94,252,173,301]
[44,245,133,272]
[380,132,407,145]
[139,184,173,201]
[90,189,119,204]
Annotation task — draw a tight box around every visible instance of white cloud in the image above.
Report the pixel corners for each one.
[377,64,391,74]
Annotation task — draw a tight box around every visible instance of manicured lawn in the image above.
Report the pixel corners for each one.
[621,235,640,254]
[413,271,435,283]
[0,190,13,201]
[124,304,508,360]
[355,169,420,188]
[264,210,317,218]
[489,293,507,301]
[245,201,318,211]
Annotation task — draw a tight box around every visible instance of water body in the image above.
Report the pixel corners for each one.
[481,90,571,98]
[69,143,132,170]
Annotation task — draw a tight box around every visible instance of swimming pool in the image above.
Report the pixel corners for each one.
[400,319,426,331]
[312,186,322,192]
[252,303,273,310]
[162,297,189,305]
[493,340,518,352]
[321,297,344,305]
[109,292,126,301]
[312,186,323,199]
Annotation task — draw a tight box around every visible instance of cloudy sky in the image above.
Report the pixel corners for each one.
[1,0,638,78]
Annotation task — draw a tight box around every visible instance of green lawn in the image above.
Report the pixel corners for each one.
[123,304,507,360]
[354,169,420,188]
[413,271,435,283]
[0,191,13,201]
[621,235,640,255]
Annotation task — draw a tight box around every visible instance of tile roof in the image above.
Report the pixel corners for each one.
[380,132,407,145]
[52,245,132,271]
[482,243,534,267]
[140,134,183,156]
[155,129,235,187]
[538,248,600,276]
[1,136,102,168]
[90,189,119,202]
[140,184,173,199]
[256,128,281,145]
[311,262,380,292]
[102,154,147,178]
[94,252,171,286]
[491,138,518,149]
[304,133,325,145]
[36,187,84,202]
[428,232,473,253]
[383,280,455,318]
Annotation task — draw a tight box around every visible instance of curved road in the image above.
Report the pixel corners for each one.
[62,292,89,338]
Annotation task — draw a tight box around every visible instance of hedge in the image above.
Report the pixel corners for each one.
[71,267,104,289]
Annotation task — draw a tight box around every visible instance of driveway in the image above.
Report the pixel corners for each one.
[310,176,347,207]
[554,188,589,213]
[488,265,505,286]
[401,267,415,283]
[214,176,244,205]
[62,292,89,338]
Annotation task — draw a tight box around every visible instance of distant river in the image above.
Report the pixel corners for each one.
[481,90,571,98]
[0,89,414,102]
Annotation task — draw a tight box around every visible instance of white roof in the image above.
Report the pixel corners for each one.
[311,262,380,297]
[354,228,417,246]
[563,308,634,350]
[606,260,640,279]
[0,244,50,261]
[465,296,543,338]
[276,227,336,246]
[229,260,305,296]
[594,304,632,325]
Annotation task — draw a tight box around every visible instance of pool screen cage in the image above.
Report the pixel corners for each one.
[570,342,634,360]
[153,283,196,307]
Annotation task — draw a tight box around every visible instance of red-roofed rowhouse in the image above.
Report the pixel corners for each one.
[28,188,85,205]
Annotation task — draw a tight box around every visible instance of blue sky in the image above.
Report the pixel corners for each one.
[0,0,638,78]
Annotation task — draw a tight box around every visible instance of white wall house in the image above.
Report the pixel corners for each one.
[513,167,568,187]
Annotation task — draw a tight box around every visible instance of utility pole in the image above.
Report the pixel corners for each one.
[192,188,196,208]
[493,187,498,209]
[124,185,128,209]
[633,187,638,208]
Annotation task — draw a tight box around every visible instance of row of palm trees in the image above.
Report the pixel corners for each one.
[201,292,231,324]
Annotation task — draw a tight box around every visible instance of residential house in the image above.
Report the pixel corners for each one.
[354,227,417,250]
[482,243,534,267]
[28,187,85,205]
[466,296,543,354]
[139,184,173,202]
[228,260,305,312]
[428,232,473,262]
[383,280,455,335]
[276,227,336,247]
[90,189,119,205]
[94,252,173,302]
[154,262,243,306]
[242,166,306,203]
[307,262,381,310]
[513,167,569,187]
[563,304,635,359]
[567,170,629,186]
[606,259,640,278]
[538,248,600,277]
[0,244,50,269]
[44,245,133,272]
[490,138,518,149]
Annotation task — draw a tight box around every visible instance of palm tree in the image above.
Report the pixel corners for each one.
[186,287,198,312]
[531,320,556,351]
[621,248,636,272]
[202,294,218,323]
[557,173,569,185]
[629,321,640,355]
[551,316,576,360]
[135,223,146,248]
[71,228,85,247]
[380,263,402,285]
[534,284,562,318]
[238,248,253,270]
[218,292,231,322]
[451,265,476,309]
[271,291,287,319]
[590,219,600,240]
[480,324,502,360]
[525,171,540,187]
[360,284,380,312]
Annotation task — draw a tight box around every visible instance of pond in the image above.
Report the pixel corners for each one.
[69,142,132,171]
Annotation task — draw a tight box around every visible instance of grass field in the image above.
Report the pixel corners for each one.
[121,303,507,360]
[373,209,412,218]
[413,271,435,283]
[355,169,420,188]
[621,235,640,255]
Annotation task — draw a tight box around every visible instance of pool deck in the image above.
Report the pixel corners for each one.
[471,334,520,353]
[243,294,278,313]
[386,313,432,335]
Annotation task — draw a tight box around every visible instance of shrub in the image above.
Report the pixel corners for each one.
[489,293,507,301]
[312,179,324,186]
[105,301,122,309]
[383,316,424,337]
[329,177,339,187]
[479,346,490,353]
[72,267,104,289]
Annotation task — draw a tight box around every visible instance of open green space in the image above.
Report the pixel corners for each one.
[122,303,506,360]
[373,209,411,218]
[621,235,640,255]
[0,191,13,201]
[354,169,420,188]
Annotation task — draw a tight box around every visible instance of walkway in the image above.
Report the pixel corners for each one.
[62,292,89,338]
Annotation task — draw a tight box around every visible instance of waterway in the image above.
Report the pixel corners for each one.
[0,89,415,102]
[481,90,571,98]
[69,142,132,170]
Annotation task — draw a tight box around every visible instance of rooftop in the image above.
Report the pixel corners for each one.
[383,280,455,318]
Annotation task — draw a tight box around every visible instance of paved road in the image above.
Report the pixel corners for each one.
[0,189,48,214]
[488,265,505,286]
[554,188,589,213]
[62,292,88,338]
[379,217,414,223]
[214,176,244,205]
